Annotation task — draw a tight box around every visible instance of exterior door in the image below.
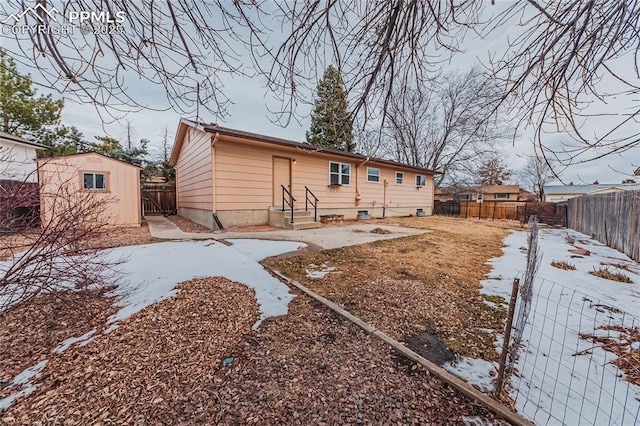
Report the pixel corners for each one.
[273,157,291,206]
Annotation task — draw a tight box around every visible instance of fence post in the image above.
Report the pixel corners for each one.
[495,278,520,399]
[492,201,497,221]
[478,202,482,220]
[465,201,468,218]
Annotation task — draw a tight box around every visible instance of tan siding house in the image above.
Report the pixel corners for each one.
[170,120,438,229]
[37,153,142,227]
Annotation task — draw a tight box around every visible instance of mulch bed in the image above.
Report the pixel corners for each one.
[167,215,213,233]
[2,277,504,424]
[0,287,118,395]
[2,277,259,423]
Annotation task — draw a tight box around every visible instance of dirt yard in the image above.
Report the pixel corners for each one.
[265,215,522,361]
[2,278,503,424]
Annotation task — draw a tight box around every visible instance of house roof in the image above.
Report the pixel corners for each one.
[0,132,48,149]
[171,119,441,175]
[544,184,640,195]
[36,152,143,170]
[635,167,640,177]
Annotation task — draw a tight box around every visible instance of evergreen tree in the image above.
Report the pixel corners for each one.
[0,49,63,137]
[306,65,354,152]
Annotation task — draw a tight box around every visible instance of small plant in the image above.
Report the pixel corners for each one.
[565,233,576,245]
[551,260,576,271]
[589,266,633,283]
[600,261,631,271]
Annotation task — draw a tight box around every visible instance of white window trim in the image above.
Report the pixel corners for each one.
[329,161,351,186]
[366,167,380,183]
[415,174,426,187]
[83,172,107,190]
[494,193,509,199]
[395,171,403,185]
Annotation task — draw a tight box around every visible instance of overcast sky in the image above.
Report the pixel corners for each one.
[3,1,638,186]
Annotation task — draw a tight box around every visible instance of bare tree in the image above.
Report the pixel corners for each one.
[518,155,557,201]
[477,157,513,186]
[1,153,122,311]
[381,68,512,187]
[2,1,638,163]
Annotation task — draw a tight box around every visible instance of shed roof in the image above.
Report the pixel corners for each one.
[171,119,441,175]
[36,152,142,169]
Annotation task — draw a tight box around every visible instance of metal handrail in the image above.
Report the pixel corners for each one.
[304,186,319,222]
[281,185,295,224]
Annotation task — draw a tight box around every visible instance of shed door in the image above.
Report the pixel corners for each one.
[273,157,291,206]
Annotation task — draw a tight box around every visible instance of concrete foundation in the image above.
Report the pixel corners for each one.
[179,206,432,229]
[178,207,215,230]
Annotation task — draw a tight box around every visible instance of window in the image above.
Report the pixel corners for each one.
[367,167,380,183]
[494,193,509,199]
[415,174,426,187]
[83,172,106,190]
[329,162,350,185]
[459,194,472,201]
[395,172,403,185]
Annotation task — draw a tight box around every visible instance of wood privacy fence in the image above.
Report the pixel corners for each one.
[434,200,567,226]
[567,190,640,262]
[141,183,176,216]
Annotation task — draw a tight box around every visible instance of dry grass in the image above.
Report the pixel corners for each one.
[551,260,577,270]
[580,325,640,386]
[265,216,519,360]
[167,215,213,233]
[589,266,633,283]
[600,261,632,271]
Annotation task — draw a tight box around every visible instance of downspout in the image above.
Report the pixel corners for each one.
[383,179,388,218]
[355,156,370,206]
[211,132,224,230]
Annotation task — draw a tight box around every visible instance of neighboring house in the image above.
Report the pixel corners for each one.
[37,153,142,227]
[635,167,640,177]
[0,132,47,183]
[544,184,640,202]
[0,133,47,232]
[435,185,527,203]
[169,120,439,229]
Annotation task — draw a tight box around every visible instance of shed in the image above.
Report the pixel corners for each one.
[37,153,142,227]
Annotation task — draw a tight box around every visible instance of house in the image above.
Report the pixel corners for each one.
[0,133,47,231]
[169,120,438,229]
[635,167,640,177]
[36,153,142,227]
[544,183,640,202]
[0,132,47,183]
[434,185,528,203]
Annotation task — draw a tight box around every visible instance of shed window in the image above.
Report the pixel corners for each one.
[83,173,106,190]
[395,172,403,185]
[367,167,380,183]
[494,193,509,199]
[329,162,350,185]
[415,174,426,187]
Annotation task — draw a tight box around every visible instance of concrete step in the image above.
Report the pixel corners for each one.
[286,221,322,230]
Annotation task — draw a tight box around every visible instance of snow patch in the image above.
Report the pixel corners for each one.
[305,263,337,279]
[54,329,96,354]
[444,357,496,393]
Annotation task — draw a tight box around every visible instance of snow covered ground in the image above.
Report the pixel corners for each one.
[1,238,305,410]
[458,227,640,425]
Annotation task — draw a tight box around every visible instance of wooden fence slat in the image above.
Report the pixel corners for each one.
[567,190,639,262]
